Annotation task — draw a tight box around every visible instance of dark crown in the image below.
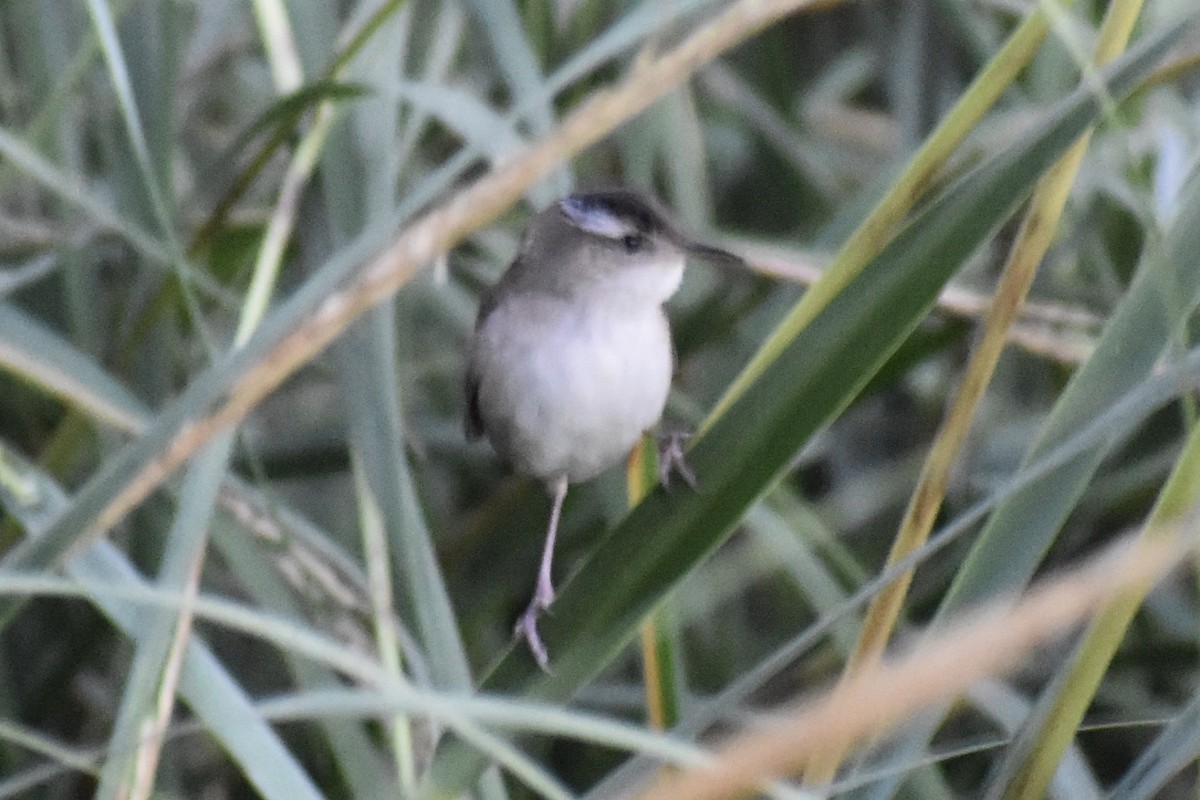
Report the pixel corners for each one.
[559,189,674,238]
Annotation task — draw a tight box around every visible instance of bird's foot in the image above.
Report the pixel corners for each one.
[515,584,556,672]
[657,430,698,491]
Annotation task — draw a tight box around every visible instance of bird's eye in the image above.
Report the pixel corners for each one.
[622,233,644,253]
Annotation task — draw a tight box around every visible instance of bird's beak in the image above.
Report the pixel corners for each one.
[683,239,745,269]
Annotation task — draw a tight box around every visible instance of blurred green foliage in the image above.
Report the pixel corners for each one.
[1,1,1199,798]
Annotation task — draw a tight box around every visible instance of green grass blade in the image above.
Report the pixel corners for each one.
[0,305,145,433]
[334,312,474,689]
[84,0,205,344]
[457,0,553,133]
[1106,689,1200,799]
[93,435,234,800]
[226,80,370,157]
[458,0,566,200]
[386,80,527,163]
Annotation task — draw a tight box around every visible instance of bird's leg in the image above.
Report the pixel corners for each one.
[516,476,569,670]
[657,430,698,491]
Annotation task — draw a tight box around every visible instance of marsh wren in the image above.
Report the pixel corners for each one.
[465,188,740,669]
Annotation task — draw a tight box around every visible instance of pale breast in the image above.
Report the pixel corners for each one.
[471,292,674,484]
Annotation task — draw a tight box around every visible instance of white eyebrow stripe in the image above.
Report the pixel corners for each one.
[559,197,633,239]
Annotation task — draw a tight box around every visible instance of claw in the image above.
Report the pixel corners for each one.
[515,595,553,672]
[657,430,698,491]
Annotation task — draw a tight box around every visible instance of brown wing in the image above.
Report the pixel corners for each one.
[463,278,503,442]
[463,364,485,441]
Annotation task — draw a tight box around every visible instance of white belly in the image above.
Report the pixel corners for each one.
[473,293,674,483]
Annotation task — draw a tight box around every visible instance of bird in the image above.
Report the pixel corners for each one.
[465,188,741,669]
